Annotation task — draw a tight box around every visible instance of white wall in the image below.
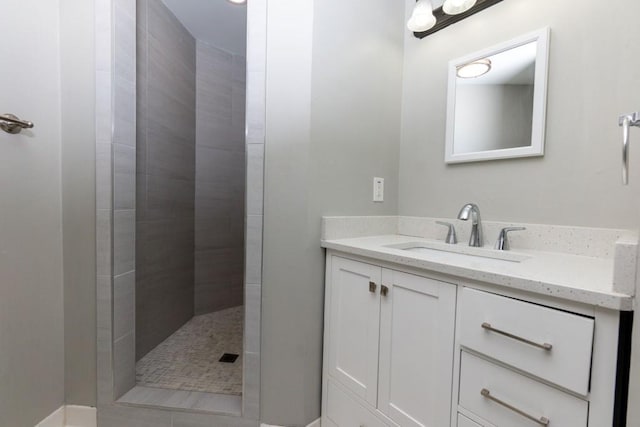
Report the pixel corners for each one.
[0,1,65,425]
[262,0,404,424]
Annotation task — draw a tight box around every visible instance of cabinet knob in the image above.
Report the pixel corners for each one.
[381,285,389,297]
[369,281,377,293]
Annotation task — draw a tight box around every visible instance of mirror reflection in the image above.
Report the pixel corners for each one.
[445,28,549,163]
[455,42,535,152]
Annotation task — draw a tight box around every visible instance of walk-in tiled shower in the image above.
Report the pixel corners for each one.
[95,0,265,423]
[135,0,247,398]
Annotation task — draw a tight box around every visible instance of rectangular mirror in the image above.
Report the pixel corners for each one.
[445,28,550,163]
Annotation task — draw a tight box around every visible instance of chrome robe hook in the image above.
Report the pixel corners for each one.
[619,112,640,185]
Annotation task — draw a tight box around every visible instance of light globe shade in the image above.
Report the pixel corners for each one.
[228,0,246,4]
[407,0,437,32]
[443,0,477,15]
[456,58,492,78]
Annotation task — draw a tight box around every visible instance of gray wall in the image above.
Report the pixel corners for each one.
[455,84,534,152]
[399,0,640,423]
[399,0,640,229]
[0,1,65,425]
[261,0,404,424]
[195,41,246,315]
[61,0,97,407]
[136,0,197,360]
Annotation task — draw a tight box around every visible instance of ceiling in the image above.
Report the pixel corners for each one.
[161,0,247,56]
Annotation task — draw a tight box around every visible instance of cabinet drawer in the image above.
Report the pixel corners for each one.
[458,414,482,427]
[327,380,388,427]
[459,287,594,395]
[459,352,588,427]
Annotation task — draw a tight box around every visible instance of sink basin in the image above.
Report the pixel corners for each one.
[385,241,530,263]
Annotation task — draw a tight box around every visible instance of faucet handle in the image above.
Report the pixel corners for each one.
[494,227,526,251]
[436,221,458,244]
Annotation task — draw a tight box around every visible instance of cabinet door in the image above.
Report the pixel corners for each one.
[378,270,457,427]
[328,257,382,407]
[457,414,483,427]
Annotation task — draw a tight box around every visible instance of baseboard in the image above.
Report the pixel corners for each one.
[64,406,97,427]
[260,418,320,427]
[36,407,65,427]
[35,405,96,427]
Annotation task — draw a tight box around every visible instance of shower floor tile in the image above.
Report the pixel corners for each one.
[136,306,243,395]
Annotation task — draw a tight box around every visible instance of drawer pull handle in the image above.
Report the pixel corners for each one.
[481,322,553,351]
[369,281,377,293]
[481,388,550,426]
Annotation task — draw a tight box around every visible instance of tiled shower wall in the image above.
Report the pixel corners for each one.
[135,0,197,361]
[195,41,246,315]
[96,0,265,423]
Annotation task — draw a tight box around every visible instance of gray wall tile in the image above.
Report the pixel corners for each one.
[246,0,266,74]
[243,351,260,420]
[146,121,196,180]
[113,143,136,209]
[114,271,135,341]
[136,0,196,360]
[246,143,264,216]
[96,209,112,277]
[96,142,113,211]
[113,76,136,146]
[113,331,135,399]
[97,275,113,405]
[194,41,246,315]
[144,174,195,221]
[245,285,261,354]
[172,411,258,427]
[96,71,113,141]
[245,70,265,140]
[95,0,113,73]
[97,404,171,427]
[95,0,115,409]
[114,1,136,84]
[147,0,196,71]
[113,209,135,276]
[245,215,263,285]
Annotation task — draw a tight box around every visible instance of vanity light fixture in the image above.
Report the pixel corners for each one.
[407,0,437,33]
[443,0,478,15]
[411,0,503,38]
[456,58,492,78]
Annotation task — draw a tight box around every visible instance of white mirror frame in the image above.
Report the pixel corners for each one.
[445,27,551,164]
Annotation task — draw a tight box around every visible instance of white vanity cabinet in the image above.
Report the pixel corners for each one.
[323,255,457,427]
[322,249,632,427]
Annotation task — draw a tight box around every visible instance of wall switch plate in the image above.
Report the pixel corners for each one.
[373,177,384,202]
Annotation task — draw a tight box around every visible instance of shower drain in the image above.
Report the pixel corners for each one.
[219,353,239,363]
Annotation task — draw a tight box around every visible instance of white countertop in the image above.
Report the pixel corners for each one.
[322,234,635,311]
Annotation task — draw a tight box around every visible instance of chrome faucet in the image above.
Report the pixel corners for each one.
[457,203,483,247]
